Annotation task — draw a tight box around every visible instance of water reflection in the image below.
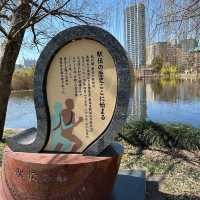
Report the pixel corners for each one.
[148,78,200,102]
[129,78,200,127]
[128,79,147,121]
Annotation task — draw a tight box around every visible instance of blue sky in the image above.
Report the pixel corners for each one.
[16,0,163,64]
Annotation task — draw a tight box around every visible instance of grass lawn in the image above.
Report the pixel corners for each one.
[0,129,199,200]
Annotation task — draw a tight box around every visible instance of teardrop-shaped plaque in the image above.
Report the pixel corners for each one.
[45,39,117,152]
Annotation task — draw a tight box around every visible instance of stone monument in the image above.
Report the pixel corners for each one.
[0,26,132,199]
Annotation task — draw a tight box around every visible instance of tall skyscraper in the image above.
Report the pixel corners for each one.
[124,3,146,68]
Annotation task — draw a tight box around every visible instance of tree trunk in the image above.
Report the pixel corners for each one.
[0,1,31,140]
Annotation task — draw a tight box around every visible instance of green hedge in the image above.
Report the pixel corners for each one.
[120,120,200,150]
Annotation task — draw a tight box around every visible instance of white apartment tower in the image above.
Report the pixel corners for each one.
[124,3,146,68]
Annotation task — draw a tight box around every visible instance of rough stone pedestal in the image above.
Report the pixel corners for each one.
[0,144,122,200]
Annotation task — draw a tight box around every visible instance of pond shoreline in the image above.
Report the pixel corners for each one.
[4,128,25,134]
[11,89,33,93]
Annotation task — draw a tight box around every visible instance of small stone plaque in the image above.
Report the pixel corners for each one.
[7,26,131,155]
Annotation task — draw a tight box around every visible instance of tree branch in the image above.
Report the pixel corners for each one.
[31,24,37,44]
[0,24,10,39]
[0,14,10,21]
[11,0,103,38]
[0,0,8,12]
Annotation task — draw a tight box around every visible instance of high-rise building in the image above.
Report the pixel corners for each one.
[124,3,146,68]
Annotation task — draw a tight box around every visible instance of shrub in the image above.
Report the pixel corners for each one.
[161,65,177,76]
[120,120,200,150]
[12,67,34,90]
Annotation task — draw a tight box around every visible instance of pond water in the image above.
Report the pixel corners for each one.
[5,91,37,129]
[5,78,200,128]
[128,78,200,127]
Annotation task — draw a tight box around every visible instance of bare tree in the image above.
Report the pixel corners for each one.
[156,0,200,39]
[0,0,104,140]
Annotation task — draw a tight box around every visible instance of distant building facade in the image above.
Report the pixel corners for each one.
[189,49,200,72]
[165,44,177,66]
[179,38,198,53]
[146,42,167,66]
[175,39,199,70]
[146,38,199,71]
[21,59,36,67]
[124,3,146,68]
[193,48,200,70]
[146,42,177,66]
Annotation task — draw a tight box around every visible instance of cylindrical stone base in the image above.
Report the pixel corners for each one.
[0,146,122,200]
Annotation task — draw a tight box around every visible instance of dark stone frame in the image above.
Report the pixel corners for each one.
[7,25,131,155]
